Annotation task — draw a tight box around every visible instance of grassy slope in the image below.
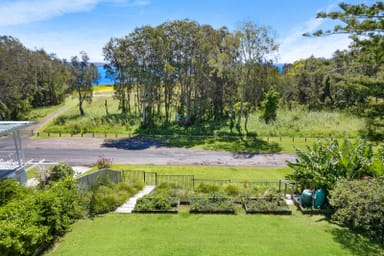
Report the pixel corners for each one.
[46,212,382,256]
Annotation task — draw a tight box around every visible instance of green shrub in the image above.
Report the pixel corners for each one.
[261,87,280,124]
[87,179,143,215]
[49,163,74,182]
[0,179,28,206]
[330,177,384,243]
[0,178,83,256]
[96,156,112,169]
[224,184,240,196]
[195,183,220,193]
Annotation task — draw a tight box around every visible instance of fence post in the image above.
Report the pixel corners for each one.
[192,176,195,188]
[155,172,158,185]
[31,129,34,136]
[143,171,146,184]
[278,180,282,192]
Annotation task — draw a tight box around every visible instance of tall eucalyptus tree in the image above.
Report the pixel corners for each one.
[70,52,99,116]
[235,22,278,131]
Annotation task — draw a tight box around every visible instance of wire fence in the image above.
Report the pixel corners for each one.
[19,129,348,143]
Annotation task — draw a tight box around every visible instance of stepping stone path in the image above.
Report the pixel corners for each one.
[115,185,156,213]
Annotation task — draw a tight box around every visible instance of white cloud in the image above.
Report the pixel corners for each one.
[279,35,351,63]
[0,0,100,26]
[0,0,149,27]
[278,2,351,63]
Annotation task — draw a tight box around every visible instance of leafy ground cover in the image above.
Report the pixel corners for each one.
[243,197,291,214]
[189,196,235,214]
[45,211,383,256]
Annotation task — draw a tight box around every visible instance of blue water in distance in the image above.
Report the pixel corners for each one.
[94,64,114,85]
[93,63,285,86]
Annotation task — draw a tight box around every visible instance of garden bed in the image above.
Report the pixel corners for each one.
[189,197,235,214]
[133,196,179,213]
[243,197,292,215]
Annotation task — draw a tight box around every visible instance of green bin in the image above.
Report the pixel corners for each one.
[313,189,326,209]
[300,189,313,208]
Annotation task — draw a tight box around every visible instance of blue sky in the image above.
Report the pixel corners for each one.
[0,0,368,63]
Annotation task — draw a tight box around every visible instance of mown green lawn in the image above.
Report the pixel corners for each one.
[87,165,292,181]
[46,211,381,256]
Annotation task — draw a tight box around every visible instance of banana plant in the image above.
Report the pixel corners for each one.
[287,137,377,191]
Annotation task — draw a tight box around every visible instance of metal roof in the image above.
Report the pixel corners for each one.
[0,121,34,136]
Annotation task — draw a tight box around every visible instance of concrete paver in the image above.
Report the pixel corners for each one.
[115,185,156,213]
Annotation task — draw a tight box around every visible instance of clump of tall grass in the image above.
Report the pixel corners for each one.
[247,106,364,138]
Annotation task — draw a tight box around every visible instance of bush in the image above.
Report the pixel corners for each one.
[330,177,384,243]
[96,156,112,169]
[195,183,219,193]
[87,179,143,215]
[224,184,240,196]
[0,178,83,256]
[49,163,74,182]
[261,87,280,124]
[0,179,28,206]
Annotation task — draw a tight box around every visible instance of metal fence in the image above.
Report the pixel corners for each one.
[121,170,279,190]
[77,168,122,189]
[77,169,282,191]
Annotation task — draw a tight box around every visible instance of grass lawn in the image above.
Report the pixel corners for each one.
[86,165,292,181]
[45,211,382,256]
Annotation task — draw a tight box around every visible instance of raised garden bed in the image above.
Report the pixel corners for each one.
[243,197,292,215]
[133,196,179,213]
[189,197,235,214]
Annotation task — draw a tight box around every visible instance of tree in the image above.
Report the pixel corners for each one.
[305,1,384,139]
[307,2,384,38]
[236,21,278,132]
[261,87,279,123]
[70,52,99,116]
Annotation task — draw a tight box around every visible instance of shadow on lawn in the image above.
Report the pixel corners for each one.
[101,134,282,153]
[329,228,384,256]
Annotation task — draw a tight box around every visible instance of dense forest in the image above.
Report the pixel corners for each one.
[0,1,383,138]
